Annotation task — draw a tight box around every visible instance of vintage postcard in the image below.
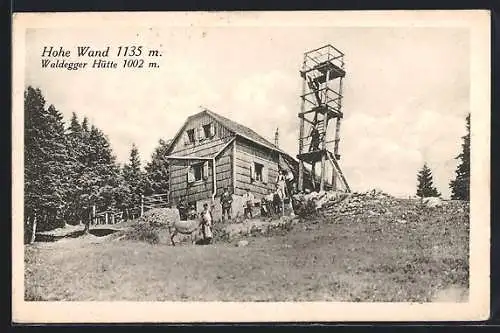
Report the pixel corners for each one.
[12,10,490,323]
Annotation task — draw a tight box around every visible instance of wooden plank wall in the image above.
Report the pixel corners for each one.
[169,113,234,204]
[234,138,280,198]
[215,144,233,197]
[169,159,213,203]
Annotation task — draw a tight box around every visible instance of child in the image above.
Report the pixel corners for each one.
[200,203,213,244]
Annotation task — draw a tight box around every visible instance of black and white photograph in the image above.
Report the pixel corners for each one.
[12,11,490,323]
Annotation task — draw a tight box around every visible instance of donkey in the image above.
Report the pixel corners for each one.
[168,210,213,246]
[168,218,202,246]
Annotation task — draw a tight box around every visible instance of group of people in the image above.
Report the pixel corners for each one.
[176,200,197,221]
[174,169,297,245]
[220,168,296,221]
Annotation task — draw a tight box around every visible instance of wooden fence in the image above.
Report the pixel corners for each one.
[140,193,170,216]
[91,206,124,225]
[89,193,170,224]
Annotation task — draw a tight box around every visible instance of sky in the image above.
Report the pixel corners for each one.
[25,26,470,198]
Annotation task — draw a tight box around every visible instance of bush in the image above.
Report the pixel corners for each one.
[121,208,178,245]
[124,221,164,244]
[294,199,319,218]
[212,220,231,243]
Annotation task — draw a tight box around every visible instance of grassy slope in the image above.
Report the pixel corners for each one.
[25,199,469,302]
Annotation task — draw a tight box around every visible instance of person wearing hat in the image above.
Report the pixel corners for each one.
[220,187,233,222]
[242,188,255,219]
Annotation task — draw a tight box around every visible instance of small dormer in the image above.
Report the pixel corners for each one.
[183,122,216,146]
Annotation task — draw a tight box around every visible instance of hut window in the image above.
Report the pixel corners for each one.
[188,162,208,183]
[202,123,215,139]
[186,129,196,144]
[254,162,264,182]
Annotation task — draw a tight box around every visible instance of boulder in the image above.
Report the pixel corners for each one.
[422,197,443,208]
[237,240,249,247]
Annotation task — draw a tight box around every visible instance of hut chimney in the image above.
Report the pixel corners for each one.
[274,127,279,147]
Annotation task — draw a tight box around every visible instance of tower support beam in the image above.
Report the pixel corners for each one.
[296,44,350,193]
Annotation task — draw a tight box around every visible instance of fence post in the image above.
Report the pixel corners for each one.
[92,205,96,225]
[141,194,145,217]
[105,212,108,225]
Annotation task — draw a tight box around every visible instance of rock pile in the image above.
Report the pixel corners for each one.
[293,189,455,220]
[323,190,400,217]
[292,189,395,217]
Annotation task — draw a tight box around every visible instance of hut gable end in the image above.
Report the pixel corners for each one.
[167,111,234,158]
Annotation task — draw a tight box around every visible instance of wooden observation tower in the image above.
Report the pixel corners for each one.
[297,44,351,193]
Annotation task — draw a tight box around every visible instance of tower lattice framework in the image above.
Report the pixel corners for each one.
[297,44,351,193]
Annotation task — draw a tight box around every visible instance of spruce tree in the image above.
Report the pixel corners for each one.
[24,86,46,242]
[44,105,72,227]
[144,138,171,195]
[64,112,86,225]
[449,114,470,201]
[65,117,121,230]
[87,125,120,213]
[122,144,145,218]
[416,163,441,198]
[25,89,126,235]
[24,87,70,242]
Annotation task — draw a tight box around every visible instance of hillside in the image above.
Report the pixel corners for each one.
[25,191,469,302]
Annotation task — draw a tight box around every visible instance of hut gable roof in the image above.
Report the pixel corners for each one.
[166,109,296,161]
[204,109,280,153]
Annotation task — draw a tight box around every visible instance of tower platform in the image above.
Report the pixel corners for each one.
[297,149,341,164]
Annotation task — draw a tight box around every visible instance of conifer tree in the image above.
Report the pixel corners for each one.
[24,87,70,242]
[144,139,171,195]
[122,144,145,218]
[416,163,441,198]
[64,112,86,225]
[25,87,129,235]
[65,116,120,231]
[450,114,470,201]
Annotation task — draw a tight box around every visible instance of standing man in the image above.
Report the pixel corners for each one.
[177,197,187,220]
[284,170,295,197]
[220,187,233,222]
[242,188,255,219]
[276,170,287,199]
[310,126,320,152]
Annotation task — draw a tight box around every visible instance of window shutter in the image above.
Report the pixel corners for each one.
[187,166,195,183]
[183,132,189,145]
[203,161,209,180]
[193,127,199,142]
[250,163,255,182]
[262,166,268,184]
[210,123,215,137]
[198,126,205,141]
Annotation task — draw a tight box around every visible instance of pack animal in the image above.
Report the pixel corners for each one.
[168,210,213,246]
[168,218,202,246]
